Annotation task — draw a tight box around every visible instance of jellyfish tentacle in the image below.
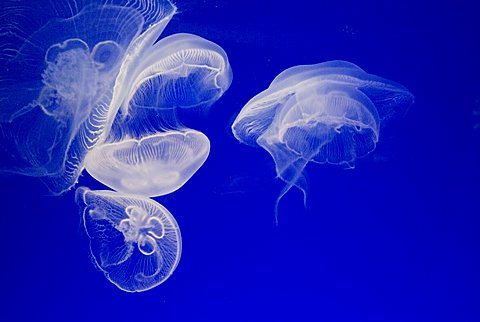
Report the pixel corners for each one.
[273,157,310,225]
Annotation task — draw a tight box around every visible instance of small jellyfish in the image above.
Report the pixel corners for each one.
[231,60,414,221]
[0,0,177,194]
[76,187,182,292]
[84,129,210,196]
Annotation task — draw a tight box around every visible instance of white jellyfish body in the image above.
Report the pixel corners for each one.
[105,33,233,140]
[116,33,233,118]
[91,33,232,197]
[76,187,182,292]
[84,130,210,196]
[0,0,177,194]
[231,60,414,220]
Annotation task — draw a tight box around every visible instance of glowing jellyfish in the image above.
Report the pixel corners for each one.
[84,129,210,196]
[76,187,181,292]
[231,60,414,220]
[0,0,178,194]
[89,33,232,196]
[111,32,233,123]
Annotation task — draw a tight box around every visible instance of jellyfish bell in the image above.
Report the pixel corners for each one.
[121,33,232,113]
[84,129,210,197]
[103,32,233,142]
[232,60,413,147]
[76,187,182,292]
[267,82,381,165]
[231,61,414,221]
[0,0,177,194]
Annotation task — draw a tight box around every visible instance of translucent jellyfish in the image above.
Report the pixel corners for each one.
[231,61,414,220]
[110,32,233,125]
[84,129,210,196]
[0,0,177,194]
[86,33,232,196]
[76,187,181,292]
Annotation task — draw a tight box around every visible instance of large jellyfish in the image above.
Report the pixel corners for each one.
[231,61,414,221]
[84,33,232,196]
[76,187,181,292]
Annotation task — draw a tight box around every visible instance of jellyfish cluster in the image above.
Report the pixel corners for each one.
[232,61,414,222]
[1,0,413,292]
[0,0,232,292]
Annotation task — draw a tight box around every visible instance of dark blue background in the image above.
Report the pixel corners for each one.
[1,0,479,321]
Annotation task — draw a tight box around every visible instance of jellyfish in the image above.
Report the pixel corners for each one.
[84,129,210,196]
[0,0,177,194]
[231,60,414,221]
[76,187,181,292]
[84,33,232,196]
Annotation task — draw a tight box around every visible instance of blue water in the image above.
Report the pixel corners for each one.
[1,0,479,321]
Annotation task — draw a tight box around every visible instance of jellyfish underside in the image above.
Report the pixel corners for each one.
[76,187,181,292]
[84,130,210,196]
[87,33,231,197]
[232,61,414,221]
[259,82,380,220]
